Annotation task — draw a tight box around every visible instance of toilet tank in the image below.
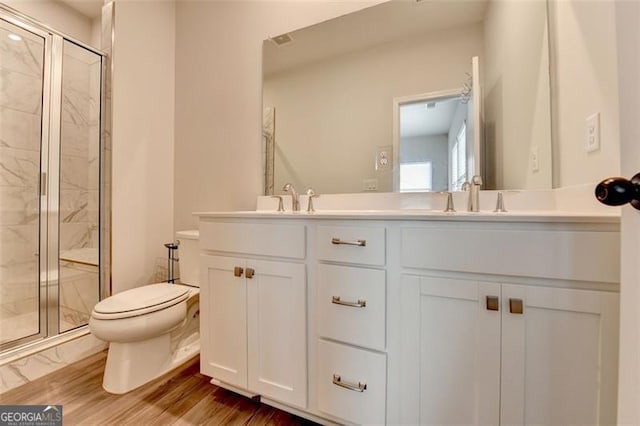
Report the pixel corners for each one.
[176,230,199,287]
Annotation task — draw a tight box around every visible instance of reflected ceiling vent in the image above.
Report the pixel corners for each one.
[270,33,294,46]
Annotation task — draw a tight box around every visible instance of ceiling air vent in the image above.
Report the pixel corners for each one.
[271,33,293,46]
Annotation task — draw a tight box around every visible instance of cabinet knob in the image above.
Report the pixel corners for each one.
[595,173,640,210]
[233,266,244,277]
[245,268,255,279]
[486,296,499,311]
[509,298,524,315]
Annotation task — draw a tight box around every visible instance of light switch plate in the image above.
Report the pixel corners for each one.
[531,146,540,172]
[585,112,600,153]
[362,178,378,191]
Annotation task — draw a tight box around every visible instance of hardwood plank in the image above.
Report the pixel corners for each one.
[0,351,107,405]
[121,371,212,425]
[0,351,317,425]
[174,388,253,426]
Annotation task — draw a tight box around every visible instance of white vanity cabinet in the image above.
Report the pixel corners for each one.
[200,255,248,388]
[399,276,502,425]
[196,212,620,425]
[199,220,307,409]
[398,221,620,425]
[314,224,388,425]
[499,284,618,425]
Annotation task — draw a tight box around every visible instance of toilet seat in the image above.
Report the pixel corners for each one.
[92,283,190,320]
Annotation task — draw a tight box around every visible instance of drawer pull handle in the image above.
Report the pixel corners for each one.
[332,296,366,308]
[509,298,524,314]
[245,268,255,279]
[233,266,244,277]
[331,238,366,247]
[332,374,367,392]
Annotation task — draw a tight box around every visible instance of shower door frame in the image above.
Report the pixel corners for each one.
[0,5,109,352]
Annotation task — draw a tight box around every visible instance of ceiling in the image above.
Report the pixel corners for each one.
[263,0,488,76]
[400,97,462,138]
[59,0,103,19]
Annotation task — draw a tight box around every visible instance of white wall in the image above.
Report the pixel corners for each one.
[3,0,93,46]
[549,0,620,187]
[264,23,482,195]
[483,0,551,190]
[174,0,383,230]
[111,0,175,293]
[614,1,640,422]
[90,15,101,49]
[448,101,467,189]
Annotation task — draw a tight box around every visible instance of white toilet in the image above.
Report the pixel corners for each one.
[89,230,201,394]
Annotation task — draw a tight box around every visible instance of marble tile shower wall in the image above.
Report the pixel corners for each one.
[0,30,102,342]
[59,45,101,331]
[60,49,100,252]
[0,27,45,344]
[0,6,110,392]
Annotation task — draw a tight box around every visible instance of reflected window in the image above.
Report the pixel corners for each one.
[400,162,433,192]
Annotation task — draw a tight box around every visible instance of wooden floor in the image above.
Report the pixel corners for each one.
[0,351,316,425]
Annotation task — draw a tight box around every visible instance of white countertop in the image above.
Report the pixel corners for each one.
[194,209,620,224]
[195,185,622,224]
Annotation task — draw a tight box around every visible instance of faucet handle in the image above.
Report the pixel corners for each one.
[306,188,319,213]
[271,195,285,212]
[438,191,455,212]
[493,192,507,213]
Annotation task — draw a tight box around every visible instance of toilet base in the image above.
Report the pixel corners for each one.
[102,333,200,394]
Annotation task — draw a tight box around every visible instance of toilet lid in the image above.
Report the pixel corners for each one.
[92,283,190,319]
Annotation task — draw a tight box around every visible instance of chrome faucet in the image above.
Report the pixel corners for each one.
[462,175,483,212]
[282,183,300,211]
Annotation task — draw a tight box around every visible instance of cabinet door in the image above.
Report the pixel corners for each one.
[401,275,501,425]
[200,254,247,388]
[247,260,307,409]
[501,285,619,425]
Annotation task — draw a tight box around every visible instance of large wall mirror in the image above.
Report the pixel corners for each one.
[262,0,552,195]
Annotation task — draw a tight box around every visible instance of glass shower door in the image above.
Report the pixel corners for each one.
[0,17,48,347]
[58,40,101,332]
[0,6,105,354]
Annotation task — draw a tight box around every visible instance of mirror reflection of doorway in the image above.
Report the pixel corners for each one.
[397,93,469,192]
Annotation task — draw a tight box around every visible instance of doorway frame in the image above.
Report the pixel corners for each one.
[392,88,463,192]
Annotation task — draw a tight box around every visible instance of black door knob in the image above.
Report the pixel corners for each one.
[595,173,640,210]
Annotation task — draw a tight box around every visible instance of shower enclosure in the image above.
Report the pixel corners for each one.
[0,6,108,352]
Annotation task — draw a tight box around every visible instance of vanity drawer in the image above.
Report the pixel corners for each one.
[199,221,305,259]
[401,226,620,283]
[317,340,386,425]
[316,225,385,266]
[317,264,385,351]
